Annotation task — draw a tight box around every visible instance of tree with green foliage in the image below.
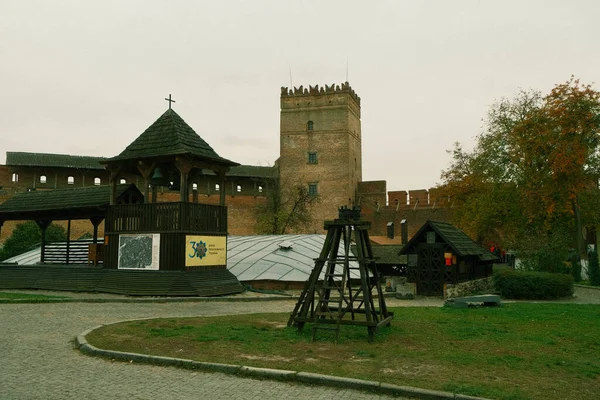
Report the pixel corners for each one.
[441,78,600,269]
[255,178,319,235]
[589,246,600,286]
[0,221,67,261]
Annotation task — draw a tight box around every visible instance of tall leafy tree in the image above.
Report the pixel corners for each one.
[441,78,600,264]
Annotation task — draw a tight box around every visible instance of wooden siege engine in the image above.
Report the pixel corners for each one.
[288,206,393,341]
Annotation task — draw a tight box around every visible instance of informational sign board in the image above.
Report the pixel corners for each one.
[185,235,227,267]
[118,233,160,270]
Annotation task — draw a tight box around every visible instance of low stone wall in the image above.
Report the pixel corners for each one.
[385,277,416,299]
[444,277,495,299]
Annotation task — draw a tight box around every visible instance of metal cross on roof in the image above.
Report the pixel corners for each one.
[165,94,176,109]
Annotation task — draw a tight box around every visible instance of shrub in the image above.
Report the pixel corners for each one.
[589,247,600,286]
[0,221,67,261]
[494,270,574,300]
[514,228,571,273]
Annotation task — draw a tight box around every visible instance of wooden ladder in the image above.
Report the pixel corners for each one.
[312,262,347,341]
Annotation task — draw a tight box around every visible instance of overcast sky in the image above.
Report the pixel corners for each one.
[1,1,599,191]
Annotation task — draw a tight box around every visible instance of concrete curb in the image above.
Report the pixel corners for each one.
[574,284,600,291]
[77,322,491,400]
[0,295,296,304]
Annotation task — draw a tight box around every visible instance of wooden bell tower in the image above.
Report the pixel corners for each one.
[288,206,393,341]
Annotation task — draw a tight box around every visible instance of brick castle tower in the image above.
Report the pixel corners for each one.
[279,82,362,232]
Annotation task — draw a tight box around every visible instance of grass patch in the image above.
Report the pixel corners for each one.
[0,292,69,300]
[86,303,600,400]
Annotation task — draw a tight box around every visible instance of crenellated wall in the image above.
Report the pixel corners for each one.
[357,180,452,240]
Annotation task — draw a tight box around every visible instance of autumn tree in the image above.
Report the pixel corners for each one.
[441,78,600,268]
[254,177,319,235]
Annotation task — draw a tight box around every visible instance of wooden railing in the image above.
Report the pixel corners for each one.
[44,239,104,265]
[106,202,227,234]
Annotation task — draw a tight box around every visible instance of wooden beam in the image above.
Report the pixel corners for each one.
[174,158,193,203]
[136,161,156,203]
[35,220,51,264]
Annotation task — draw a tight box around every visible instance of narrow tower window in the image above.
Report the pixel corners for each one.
[215,184,220,191]
[237,185,242,193]
[94,177,101,185]
[11,173,19,183]
[307,120,314,131]
[192,183,198,191]
[67,176,75,185]
[40,175,47,184]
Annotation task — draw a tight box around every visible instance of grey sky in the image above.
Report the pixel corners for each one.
[1,0,598,191]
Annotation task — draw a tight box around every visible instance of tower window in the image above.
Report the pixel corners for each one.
[237,185,242,192]
[192,183,198,191]
[215,184,220,191]
[11,173,19,183]
[40,175,47,184]
[258,185,263,193]
[67,176,75,185]
[307,120,314,131]
[119,178,127,184]
[94,177,101,186]
[308,183,318,196]
[308,152,318,164]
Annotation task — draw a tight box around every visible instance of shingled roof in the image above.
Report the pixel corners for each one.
[0,184,139,220]
[399,220,498,262]
[6,152,106,170]
[106,109,238,167]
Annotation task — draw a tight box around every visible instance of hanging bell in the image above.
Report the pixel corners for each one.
[150,167,170,186]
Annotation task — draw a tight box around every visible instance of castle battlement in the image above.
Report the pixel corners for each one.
[280,82,361,105]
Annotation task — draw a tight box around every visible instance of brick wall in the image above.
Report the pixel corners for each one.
[279,83,362,232]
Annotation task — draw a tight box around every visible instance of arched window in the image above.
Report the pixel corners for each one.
[307,120,314,131]
[192,183,198,191]
[215,184,220,191]
[40,175,47,184]
[258,185,263,193]
[94,177,101,186]
[119,178,127,184]
[67,176,75,185]
[236,185,242,193]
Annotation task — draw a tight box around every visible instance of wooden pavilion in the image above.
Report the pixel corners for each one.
[0,102,245,296]
[399,221,498,296]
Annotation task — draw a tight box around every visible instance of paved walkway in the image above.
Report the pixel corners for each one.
[0,299,413,400]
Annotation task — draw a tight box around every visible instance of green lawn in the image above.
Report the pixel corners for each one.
[0,292,69,300]
[86,303,600,400]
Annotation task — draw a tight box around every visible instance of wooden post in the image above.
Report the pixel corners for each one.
[35,220,51,264]
[152,185,158,203]
[218,172,227,206]
[108,166,122,205]
[175,158,192,203]
[66,220,71,265]
[136,161,155,204]
[90,217,104,244]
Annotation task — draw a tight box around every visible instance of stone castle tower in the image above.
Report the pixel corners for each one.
[279,82,362,231]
